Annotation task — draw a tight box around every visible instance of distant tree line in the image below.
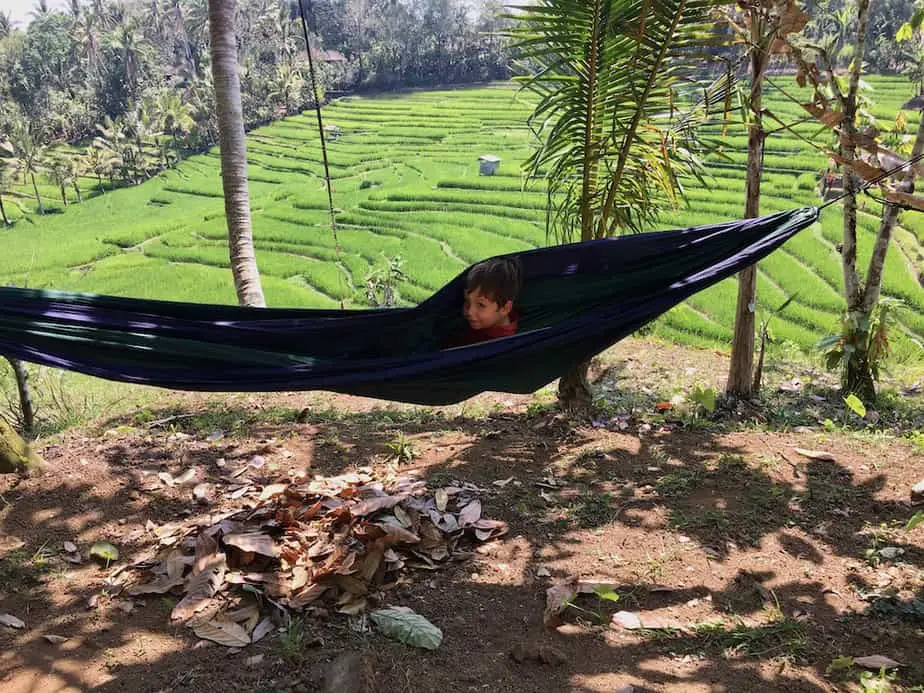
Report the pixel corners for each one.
[0,0,511,216]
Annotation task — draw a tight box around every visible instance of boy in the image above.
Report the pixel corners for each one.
[448,257,521,347]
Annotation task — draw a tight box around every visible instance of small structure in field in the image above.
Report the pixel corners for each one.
[324,124,341,142]
[479,154,500,176]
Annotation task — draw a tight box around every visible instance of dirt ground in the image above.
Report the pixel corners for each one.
[1,340,922,692]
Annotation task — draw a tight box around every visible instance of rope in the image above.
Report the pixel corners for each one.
[819,150,924,211]
[297,0,345,308]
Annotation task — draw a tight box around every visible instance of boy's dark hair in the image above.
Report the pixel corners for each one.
[465,257,521,306]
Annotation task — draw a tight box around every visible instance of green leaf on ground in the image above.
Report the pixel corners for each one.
[370,606,442,650]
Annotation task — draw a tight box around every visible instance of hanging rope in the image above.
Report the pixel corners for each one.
[819,150,924,211]
[296,0,345,308]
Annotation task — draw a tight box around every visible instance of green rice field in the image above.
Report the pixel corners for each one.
[3,78,923,363]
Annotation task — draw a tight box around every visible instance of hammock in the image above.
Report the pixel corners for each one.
[0,207,818,405]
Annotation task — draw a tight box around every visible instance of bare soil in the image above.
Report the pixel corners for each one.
[1,339,922,692]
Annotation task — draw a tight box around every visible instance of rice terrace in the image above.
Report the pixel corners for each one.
[0,1,923,692]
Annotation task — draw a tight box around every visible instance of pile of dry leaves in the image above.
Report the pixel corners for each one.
[116,470,507,647]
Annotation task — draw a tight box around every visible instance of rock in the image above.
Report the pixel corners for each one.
[511,641,566,666]
[912,479,924,503]
[322,652,376,693]
[611,611,642,630]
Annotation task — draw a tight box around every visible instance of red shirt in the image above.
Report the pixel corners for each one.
[447,313,519,348]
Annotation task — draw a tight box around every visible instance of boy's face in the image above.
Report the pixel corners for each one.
[463,288,512,330]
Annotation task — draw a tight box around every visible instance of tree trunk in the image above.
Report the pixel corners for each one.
[7,357,35,438]
[74,181,82,203]
[0,194,9,225]
[557,360,592,415]
[209,0,266,308]
[31,173,44,214]
[726,17,767,400]
[843,344,876,402]
[60,183,68,206]
[0,417,42,474]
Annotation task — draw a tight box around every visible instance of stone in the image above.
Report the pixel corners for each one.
[912,479,924,503]
[610,611,642,630]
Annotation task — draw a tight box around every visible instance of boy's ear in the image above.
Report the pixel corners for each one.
[499,300,513,316]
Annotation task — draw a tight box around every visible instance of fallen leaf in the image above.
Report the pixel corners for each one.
[251,618,275,643]
[370,607,442,650]
[854,655,903,670]
[193,483,212,504]
[458,499,482,527]
[435,489,449,512]
[62,541,78,554]
[171,538,227,622]
[492,477,514,488]
[544,580,577,628]
[259,483,288,501]
[128,576,184,596]
[89,541,119,564]
[158,471,175,487]
[174,467,199,486]
[42,634,69,644]
[0,613,25,629]
[288,583,328,608]
[192,619,251,648]
[224,533,279,558]
[352,495,404,517]
[393,505,412,527]
[245,653,264,667]
[793,448,836,462]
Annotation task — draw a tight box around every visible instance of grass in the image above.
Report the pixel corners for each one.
[1,78,922,391]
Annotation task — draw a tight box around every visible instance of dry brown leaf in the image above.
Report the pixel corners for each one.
[128,576,184,596]
[352,494,404,517]
[251,618,275,643]
[171,552,227,622]
[224,533,279,558]
[854,655,903,670]
[165,550,188,581]
[435,489,449,512]
[192,619,251,648]
[288,583,328,608]
[259,483,288,501]
[291,566,309,592]
[793,448,836,462]
[393,505,412,527]
[884,190,924,212]
[42,634,69,644]
[158,471,175,487]
[544,580,578,628]
[174,467,199,487]
[458,500,482,527]
[0,613,26,629]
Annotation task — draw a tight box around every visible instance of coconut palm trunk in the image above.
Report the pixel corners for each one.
[30,173,44,214]
[208,0,265,307]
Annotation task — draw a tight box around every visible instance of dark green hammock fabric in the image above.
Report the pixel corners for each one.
[0,207,819,404]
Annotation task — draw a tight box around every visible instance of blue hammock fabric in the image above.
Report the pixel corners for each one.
[0,207,818,405]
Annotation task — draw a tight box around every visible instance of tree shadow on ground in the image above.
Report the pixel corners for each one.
[1,402,921,692]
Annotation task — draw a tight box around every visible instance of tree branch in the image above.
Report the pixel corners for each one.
[861,112,924,315]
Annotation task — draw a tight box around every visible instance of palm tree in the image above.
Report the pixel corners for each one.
[82,143,120,192]
[9,121,46,215]
[209,0,266,307]
[47,150,77,207]
[0,11,12,39]
[30,0,50,21]
[269,63,306,115]
[152,89,196,156]
[0,140,15,226]
[508,0,728,410]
